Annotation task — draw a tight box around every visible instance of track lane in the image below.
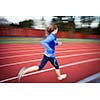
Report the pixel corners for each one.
[0,43,100,51]
[0,43,100,83]
[0,48,100,59]
[0,48,100,64]
[0,53,100,81]
[0,50,100,67]
[0,57,100,83]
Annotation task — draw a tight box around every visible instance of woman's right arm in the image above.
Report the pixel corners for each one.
[41,34,54,52]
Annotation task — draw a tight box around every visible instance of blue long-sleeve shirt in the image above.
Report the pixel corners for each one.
[41,32,58,57]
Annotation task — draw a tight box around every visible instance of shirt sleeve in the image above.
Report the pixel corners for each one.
[55,40,58,46]
[41,34,55,51]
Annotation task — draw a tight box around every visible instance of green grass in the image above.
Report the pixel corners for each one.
[0,37,100,44]
[0,37,43,44]
[57,38,100,43]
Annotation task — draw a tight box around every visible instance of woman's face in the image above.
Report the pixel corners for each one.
[53,28,58,34]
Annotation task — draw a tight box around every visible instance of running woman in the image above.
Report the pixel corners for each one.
[18,24,67,81]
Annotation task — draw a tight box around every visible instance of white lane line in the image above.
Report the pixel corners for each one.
[0,49,44,54]
[0,44,82,50]
[0,46,66,51]
[0,48,100,59]
[0,47,99,54]
[0,57,100,83]
[0,51,100,68]
[0,47,43,51]
[77,72,100,83]
[0,47,68,53]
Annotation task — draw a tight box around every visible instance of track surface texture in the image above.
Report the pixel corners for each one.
[0,42,100,83]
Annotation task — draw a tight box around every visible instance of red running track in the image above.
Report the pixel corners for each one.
[0,43,100,83]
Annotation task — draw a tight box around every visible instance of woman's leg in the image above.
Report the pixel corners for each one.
[23,55,49,73]
[49,57,61,76]
[55,69,61,77]
[38,55,48,70]
[18,55,48,81]
[24,66,39,74]
[49,57,67,80]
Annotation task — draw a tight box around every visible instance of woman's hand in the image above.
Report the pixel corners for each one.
[58,42,62,45]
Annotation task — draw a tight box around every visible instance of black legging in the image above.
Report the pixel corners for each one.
[39,54,59,70]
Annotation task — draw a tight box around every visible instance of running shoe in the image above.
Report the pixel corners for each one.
[58,74,67,80]
[18,67,26,82]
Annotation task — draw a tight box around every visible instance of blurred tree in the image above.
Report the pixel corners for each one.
[10,19,34,28]
[96,23,100,35]
[0,16,9,25]
[9,23,19,27]
[51,16,67,31]
[94,17,100,35]
[19,19,34,28]
[51,16,75,38]
[80,16,95,28]
[80,16,96,34]
[67,16,75,38]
